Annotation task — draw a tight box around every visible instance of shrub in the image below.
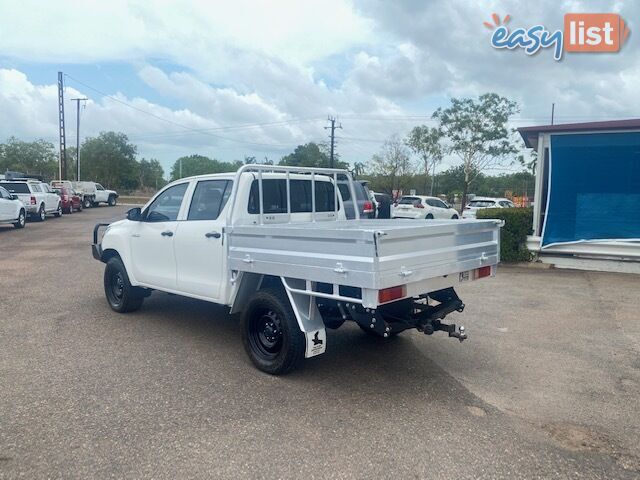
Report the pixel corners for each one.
[476,207,533,262]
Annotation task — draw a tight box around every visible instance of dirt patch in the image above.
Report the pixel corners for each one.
[543,422,640,472]
[467,406,487,417]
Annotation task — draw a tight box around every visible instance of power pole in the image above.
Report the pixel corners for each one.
[57,72,67,180]
[70,97,88,181]
[324,116,342,168]
[551,102,555,125]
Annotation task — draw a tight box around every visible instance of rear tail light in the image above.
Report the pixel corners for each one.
[415,203,424,208]
[63,195,69,201]
[474,266,492,279]
[378,285,406,304]
[363,201,374,214]
[30,196,36,205]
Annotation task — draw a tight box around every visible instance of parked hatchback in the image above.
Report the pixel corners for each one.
[393,195,459,220]
[462,197,515,219]
[52,186,82,214]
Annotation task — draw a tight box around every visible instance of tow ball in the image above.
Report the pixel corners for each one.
[421,320,468,342]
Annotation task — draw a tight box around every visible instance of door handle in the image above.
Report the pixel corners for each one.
[161,231,173,237]
[205,231,221,238]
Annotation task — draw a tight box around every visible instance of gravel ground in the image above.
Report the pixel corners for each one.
[1,205,638,479]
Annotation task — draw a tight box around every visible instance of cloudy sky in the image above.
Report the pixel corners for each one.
[0,0,638,176]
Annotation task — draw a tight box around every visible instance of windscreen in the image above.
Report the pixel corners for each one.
[0,182,30,193]
[469,200,496,207]
[542,132,640,247]
[398,196,421,205]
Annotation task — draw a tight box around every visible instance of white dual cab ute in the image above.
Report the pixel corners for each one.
[92,165,502,374]
[72,181,118,209]
[0,180,62,221]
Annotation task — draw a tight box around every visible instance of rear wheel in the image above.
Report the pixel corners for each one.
[241,288,305,375]
[13,210,25,229]
[37,205,46,222]
[451,214,459,219]
[65,203,73,214]
[426,214,434,219]
[54,203,63,217]
[104,257,144,313]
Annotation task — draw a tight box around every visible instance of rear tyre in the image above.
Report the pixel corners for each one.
[108,195,117,206]
[37,205,46,222]
[65,204,73,214]
[451,214,459,219]
[104,257,144,313]
[426,214,434,219]
[54,203,63,217]
[241,288,305,375]
[13,210,25,229]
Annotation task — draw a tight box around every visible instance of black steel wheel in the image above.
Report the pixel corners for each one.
[104,256,144,313]
[241,288,305,375]
[13,210,26,229]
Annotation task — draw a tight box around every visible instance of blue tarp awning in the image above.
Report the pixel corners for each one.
[542,132,640,247]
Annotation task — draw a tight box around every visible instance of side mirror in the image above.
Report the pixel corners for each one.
[127,207,142,221]
[10,194,18,200]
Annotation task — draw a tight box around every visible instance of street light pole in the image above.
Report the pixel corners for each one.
[70,97,88,181]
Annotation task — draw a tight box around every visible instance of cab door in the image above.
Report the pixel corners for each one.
[129,182,190,290]
[0,187,13,221]
[174,179,232,301]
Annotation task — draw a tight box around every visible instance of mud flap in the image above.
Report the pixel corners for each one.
[305,329,327,357]
[281,278,327,358]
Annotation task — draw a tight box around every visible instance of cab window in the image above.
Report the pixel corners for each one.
[188,180,232,221]
[248,179,336,214]
[144,183,189,222]
[96,184,104,191]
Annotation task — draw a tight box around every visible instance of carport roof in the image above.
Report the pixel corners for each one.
[518,118,640,149]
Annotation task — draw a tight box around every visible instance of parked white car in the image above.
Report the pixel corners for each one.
[462,197,515,219]
[0,186,26,228]
[73,181,119,208]
[393,195,459,220]
[0,180,62,221]
[92,165,501,375]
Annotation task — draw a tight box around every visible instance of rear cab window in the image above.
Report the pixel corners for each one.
[248,179,336,214]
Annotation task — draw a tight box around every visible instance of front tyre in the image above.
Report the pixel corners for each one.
[83,197,92,209]
[108,195,117,206]
[241,288,305,375]
[104,257,144,313]
[426,213,434,219]
[13,209,26,229]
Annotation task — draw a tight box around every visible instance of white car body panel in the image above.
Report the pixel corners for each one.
[393,195,458,220]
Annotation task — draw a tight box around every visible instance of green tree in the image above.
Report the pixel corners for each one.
[405,126,443,195]
[433,93,519,210]
[138,158,165,190]
[170,154,241,181]
[81,132,139,190]
[370,135,414,196]
[280,143,348,169]
[0,137,58,179]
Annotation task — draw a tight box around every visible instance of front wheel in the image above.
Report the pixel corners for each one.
[104,257,144,313]
[108,195,117,206]
[13,210,26,229]
[451,214,459,219]
[83,198,92,209]
[241,288,305,375]
[425,214,434,219]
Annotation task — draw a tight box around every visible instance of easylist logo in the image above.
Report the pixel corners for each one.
[485,13,630,61]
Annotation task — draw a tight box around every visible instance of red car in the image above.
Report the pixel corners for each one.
[52,186,82,214]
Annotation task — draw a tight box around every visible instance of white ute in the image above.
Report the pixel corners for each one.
[92,166,502,374]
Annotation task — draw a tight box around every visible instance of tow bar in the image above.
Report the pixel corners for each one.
[415,287,468,342]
